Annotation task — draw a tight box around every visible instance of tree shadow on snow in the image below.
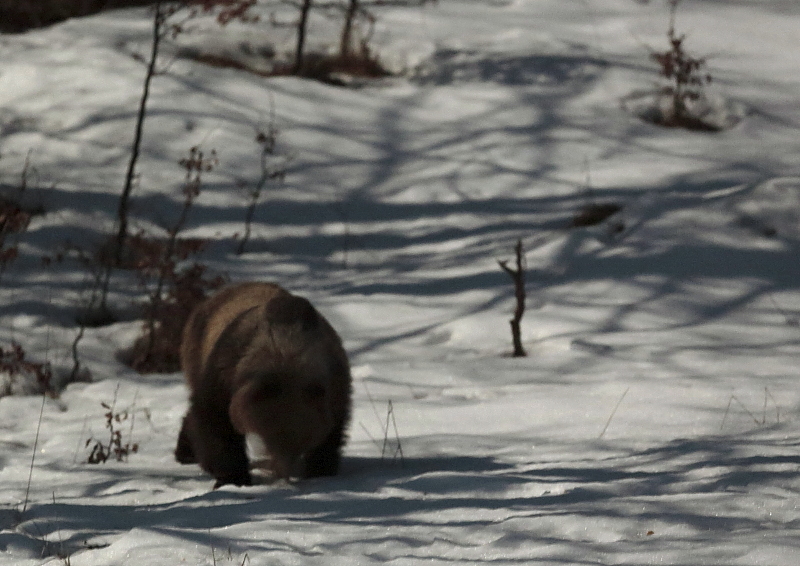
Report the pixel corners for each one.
[11,428,800,561]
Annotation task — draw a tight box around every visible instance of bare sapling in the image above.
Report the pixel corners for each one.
[68,324,90,385]
[111,1,168,269]
[128,146,224,373]
[85,384,140,464]
[339,0,360,58]
[236,106,289,255]
[339,0,379,60]
[102,0,256,317]
[293,0,314,74]
[335,0,384,81]
[93,0,169,324]
[498,239,527,357]
[265,0,387,83]
[650,0,714,129]
[112,0,258,265]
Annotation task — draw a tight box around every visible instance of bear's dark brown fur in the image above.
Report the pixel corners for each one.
[175,282,351,488]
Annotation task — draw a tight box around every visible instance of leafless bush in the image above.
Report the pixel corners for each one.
[648,0,716,130]
[0,197,31,280]
[236,113,290,255]
[85,386,141,464]
[104,0,256,315]
[0,154,41,281]
[126,147,225,373]
[0,342,53,398]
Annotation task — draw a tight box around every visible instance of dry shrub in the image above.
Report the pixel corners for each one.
[646,0,717,131]
[127,236,225,373]
[85,389,140,463]
[0,342,53,397]
[173,0,258,28]
[275,50,391,86]
[122,146,224,373]
[0,196,31,275]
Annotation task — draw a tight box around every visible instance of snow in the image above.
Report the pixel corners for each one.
[1,0,800,564]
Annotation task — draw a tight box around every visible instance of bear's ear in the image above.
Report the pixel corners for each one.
[265,295,319,331]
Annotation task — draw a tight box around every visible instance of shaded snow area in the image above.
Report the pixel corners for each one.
[1,0,800,564]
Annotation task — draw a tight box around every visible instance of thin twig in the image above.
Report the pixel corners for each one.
[359,422,381,451]
[388,400,404,465]
[720,395,733,430]
[498,239,527,357]
[362,380,384,430]
[599,387,629,439]
[73,415,88,465]
[113,0,165,266]
[69,324,85,383]
[765,387,780,424]
[381,400,403,464]
[128,388,140,446]
[732,395,761,425]
[23,393,47,514]
[721,394,761,430]
[23,291,54,513]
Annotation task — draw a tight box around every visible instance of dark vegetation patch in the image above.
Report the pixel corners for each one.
[4,0,392,86]
[0,184,45,276]
[0,0,153,33]
[571,203,622,228]
[183,48,391,86]
[0,342,53,397]
[271,51,390,86]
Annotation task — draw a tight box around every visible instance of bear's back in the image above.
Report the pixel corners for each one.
[181,282,290,387]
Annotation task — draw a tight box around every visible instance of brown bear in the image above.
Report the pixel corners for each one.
[175,282,351,488]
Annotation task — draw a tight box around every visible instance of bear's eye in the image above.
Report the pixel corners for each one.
[304,383,325,401]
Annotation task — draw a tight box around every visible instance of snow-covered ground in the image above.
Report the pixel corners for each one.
[1,0,799,564]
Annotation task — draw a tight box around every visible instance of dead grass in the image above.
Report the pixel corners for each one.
[281,51,391,86]
[187,49,391,86]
